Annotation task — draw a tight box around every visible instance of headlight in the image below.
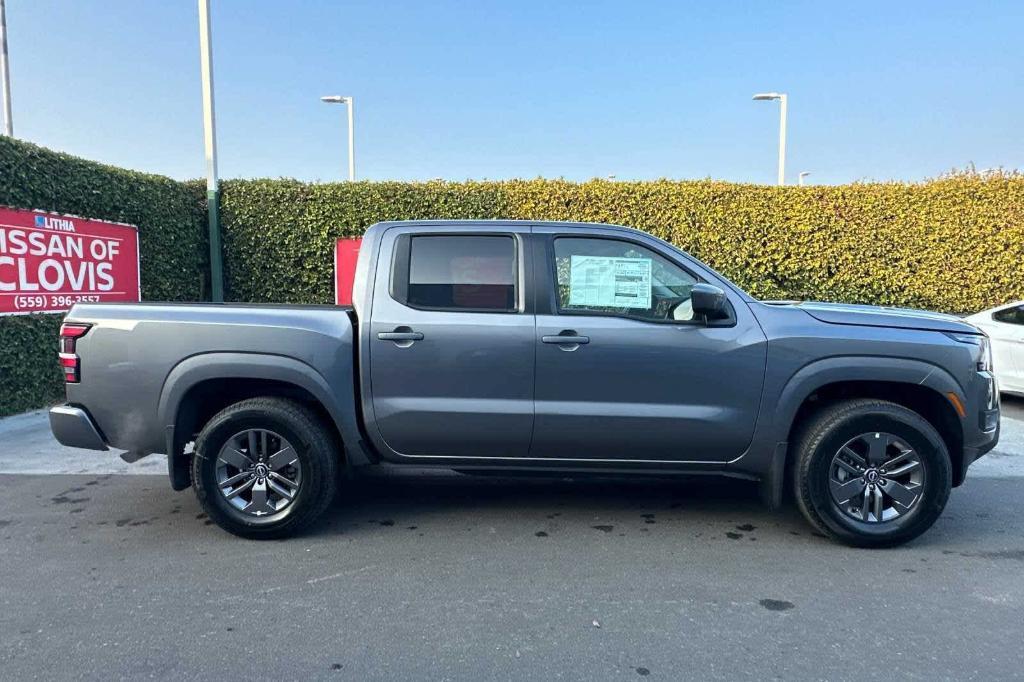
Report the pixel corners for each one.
[945,331,992,372]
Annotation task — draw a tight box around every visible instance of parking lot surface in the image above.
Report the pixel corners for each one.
[1,471,1023,680]
[0,396,1021,680]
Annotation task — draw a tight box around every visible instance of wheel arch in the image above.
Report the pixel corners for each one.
[773,357,967,491]
[158,353,367,490]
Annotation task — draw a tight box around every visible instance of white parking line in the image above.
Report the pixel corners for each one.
[1,407,1021,477]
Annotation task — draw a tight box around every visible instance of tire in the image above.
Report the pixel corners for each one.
[792,399,951,548]
[192,397,339,539]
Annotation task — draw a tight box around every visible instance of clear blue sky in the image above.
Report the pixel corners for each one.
[6,0,1022,184]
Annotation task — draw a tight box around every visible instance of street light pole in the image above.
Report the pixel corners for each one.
[0,0,13,137]
[777,94,787,186]
[798,171,810,186]
[198,0,224,301]
[346,97,354,182]
[753,92,788,186]
[321,95,355,181]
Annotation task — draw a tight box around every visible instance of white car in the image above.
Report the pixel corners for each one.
[965,301,1024,396]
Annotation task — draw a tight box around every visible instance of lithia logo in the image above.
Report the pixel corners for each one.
[34,214,77,233]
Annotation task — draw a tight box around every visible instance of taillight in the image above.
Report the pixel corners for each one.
[59,323,91,383]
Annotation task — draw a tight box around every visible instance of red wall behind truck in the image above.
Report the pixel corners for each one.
[334,237,362,306]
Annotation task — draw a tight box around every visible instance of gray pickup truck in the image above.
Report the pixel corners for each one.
[50,220,1000,545]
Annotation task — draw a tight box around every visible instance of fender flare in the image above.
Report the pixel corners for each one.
[770,355,964,444]
[753,355,964,508]
[158,352,367,488]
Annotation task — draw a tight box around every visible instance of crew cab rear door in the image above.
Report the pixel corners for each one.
[529,226,767,462]
[366,224,535,458]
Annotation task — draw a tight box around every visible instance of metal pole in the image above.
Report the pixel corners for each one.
[0,0,13,137]
[798,171,810,186]
[198,0,224,302]
[347,97,355,181]
[777,94,787,186]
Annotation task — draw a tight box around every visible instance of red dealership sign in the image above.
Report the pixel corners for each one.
[0,206,141,315]
[334,237,362,306]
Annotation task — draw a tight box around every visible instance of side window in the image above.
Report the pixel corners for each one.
[404,235,517,312]
[553,237,699,322]
[993,305,1024,326]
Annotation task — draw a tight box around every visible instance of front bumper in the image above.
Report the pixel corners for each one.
[49,405,108,451]
[957,370,1000,480]
[959,414,999,484]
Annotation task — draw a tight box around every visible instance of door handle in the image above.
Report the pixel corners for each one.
[542,331,590,345]
[378,330,424,342]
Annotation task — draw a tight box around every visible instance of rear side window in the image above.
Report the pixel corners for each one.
[993,305,1024,326]
[403,235,517,312]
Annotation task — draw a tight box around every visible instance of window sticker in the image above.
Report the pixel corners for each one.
[568,255,652,309]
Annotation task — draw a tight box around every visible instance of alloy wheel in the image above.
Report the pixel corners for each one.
[828,432,925,523]
[215,429,302,517]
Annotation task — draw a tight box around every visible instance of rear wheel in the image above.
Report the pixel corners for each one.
[192,397,339,539]
[793,399,952,547]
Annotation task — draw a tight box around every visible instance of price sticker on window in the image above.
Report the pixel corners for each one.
[568,256,652,309]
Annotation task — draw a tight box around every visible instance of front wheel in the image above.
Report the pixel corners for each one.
[793,399,952,547]
[192,397,339,539]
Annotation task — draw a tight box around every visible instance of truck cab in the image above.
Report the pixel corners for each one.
[357,221,765,465]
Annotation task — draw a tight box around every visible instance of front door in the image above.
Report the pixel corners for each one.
[368,228,534,458]
[530,231,767,462]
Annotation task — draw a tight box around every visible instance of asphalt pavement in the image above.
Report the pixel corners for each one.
[0,396,1022,680]
[1001,392,1024,421]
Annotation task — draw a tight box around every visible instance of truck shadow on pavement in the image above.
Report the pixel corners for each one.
[296,466,1015,548]
[296,469,1004,548]
[304,471,808,543]
[7,468,1012,552]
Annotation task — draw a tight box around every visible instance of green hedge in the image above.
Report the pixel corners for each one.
[222,175,1024,314]
[501,177,1024,312]
[219,179,507,303]
[3,135,1023,417]
[0,314,65,417]
[0,137,206,416]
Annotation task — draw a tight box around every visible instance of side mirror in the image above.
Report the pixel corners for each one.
[690,283,729,320]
